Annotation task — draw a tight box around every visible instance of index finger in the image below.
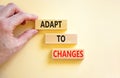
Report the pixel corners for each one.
[7,12,38,30]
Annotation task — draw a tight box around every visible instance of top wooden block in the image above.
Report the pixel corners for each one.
[35,20,67,30]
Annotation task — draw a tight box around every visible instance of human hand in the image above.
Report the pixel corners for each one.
[0,3,38,64]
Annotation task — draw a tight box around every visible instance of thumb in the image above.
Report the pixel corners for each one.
[18,29,38,47]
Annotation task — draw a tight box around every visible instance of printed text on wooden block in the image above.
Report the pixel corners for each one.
[52,48,84,59]
[35,20,67,30]
[45,34,77,44]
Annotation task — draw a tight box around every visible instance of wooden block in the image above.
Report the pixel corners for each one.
[45,34,77,44]
[52,48,84,59]
[35,20,67,30]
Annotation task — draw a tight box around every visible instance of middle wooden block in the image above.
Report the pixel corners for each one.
[45,34,77,44]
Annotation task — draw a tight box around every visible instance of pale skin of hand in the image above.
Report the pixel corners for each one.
[0,3,38,65]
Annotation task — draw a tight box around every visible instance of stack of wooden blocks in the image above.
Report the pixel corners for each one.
[35,20,84,60]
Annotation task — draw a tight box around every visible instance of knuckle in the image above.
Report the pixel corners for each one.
[0,19,6,27]
[21,12,27,17]
[0,19,10,31]
[7,3,18,10]
[7,3,16,7]
[18,12,24,16]
[20,12,29,18]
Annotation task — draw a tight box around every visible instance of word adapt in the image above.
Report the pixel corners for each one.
[35,20,67,30]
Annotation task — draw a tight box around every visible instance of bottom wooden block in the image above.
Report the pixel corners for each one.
[52,49,84,59]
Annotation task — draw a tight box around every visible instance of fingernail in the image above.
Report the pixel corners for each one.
[32,14,38,19]
[33,29,38,33]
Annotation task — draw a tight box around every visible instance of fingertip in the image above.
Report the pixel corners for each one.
[30,29,38,34]
[23,29,38,39]
[31,14,38,19]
